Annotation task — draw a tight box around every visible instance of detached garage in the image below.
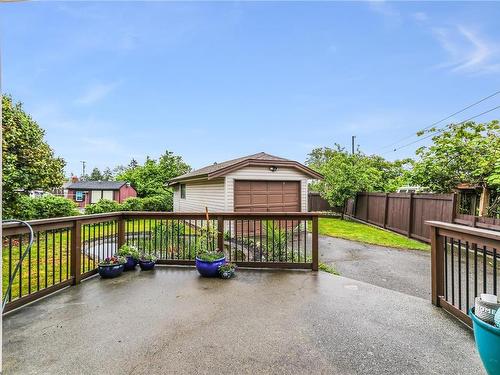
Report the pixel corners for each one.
[169,152,323,213]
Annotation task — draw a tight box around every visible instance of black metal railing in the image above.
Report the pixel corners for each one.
[123,213,315,268]
[428,221,499,327]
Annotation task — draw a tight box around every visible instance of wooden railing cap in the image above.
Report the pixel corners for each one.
[2,211,320,230]
[425,220,500,241]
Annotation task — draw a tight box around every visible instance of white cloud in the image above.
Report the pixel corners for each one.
[431,25,500,74]
[413,12,428,22]
[367,0,401,24]
[75,81,118,105]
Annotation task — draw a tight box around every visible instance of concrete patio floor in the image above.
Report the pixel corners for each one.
[3,267,484,374]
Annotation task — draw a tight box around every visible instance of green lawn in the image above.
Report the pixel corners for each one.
[318,217,430,251]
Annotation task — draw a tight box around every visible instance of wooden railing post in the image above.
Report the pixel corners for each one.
[117,215,126,249]
[407,192,414,238]
[217,216,224,252]
[430,225,444,306]
[70,220,82,285]
[312,216,319,271]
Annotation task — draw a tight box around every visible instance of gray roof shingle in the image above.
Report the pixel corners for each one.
[67,181,128,190]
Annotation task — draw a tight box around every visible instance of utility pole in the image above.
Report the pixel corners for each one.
[80,161,86,179]
[351,136,356,155]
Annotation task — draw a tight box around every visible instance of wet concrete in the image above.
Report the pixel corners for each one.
[3,267,483,374]
[319,235,432,300]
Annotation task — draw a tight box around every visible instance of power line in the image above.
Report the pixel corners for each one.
[381,104,500,156]
[379,90,500,152]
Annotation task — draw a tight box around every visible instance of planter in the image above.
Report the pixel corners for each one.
[139,260,156,271]
[220,270,233,279]
[124,256,138,271]
[98,264,125,278]
[195,256,226,277]
[470,308,500,375]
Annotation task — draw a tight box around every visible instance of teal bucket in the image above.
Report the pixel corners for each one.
[470,308,500,375]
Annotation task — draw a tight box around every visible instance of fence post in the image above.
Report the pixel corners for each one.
[312,216,319,271]
[450,193,457,223]
[70,220,82,285]
[117,215,126,249]
[365,193,369,222]
[430,225,444,306]
[383,193,389,229]
[217,216,224,252]
[353,193,358,219]
[407,192,414,238]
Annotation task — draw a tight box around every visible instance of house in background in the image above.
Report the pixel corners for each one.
[66,178,137,208]
[168,152,323,213]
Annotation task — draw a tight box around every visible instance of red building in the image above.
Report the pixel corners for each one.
[66,180,137,208]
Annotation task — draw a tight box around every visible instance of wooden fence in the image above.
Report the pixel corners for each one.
[345,193,455,243]
[345,192,500,243]
[308,192,343,214]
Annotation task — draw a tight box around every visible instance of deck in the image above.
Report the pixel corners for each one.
[3,267,484,374]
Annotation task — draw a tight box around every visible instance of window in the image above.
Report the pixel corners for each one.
[102,190,114,200]
[91,190,102,203]
[75,191,84,202]
[180,184,186,199]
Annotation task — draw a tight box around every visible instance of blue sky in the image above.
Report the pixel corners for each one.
[2,1,500,176]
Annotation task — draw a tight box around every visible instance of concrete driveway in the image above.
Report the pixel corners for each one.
[3,267,483,374]
[319,235,431,300]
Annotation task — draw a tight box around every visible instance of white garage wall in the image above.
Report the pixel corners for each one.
[225,166,309,212]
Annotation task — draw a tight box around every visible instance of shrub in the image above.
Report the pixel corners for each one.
[117,244,140,260]
[139,253,157,262]
[99,256,126,266]
[8,195,78,220]
[84,199,121,215]
[8,195,37,220]
[196,225,220,254]
[121,197,144,211]
[141,194,172,212]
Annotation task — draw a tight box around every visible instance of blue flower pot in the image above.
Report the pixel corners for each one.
[124,256,138,271]
[195,256,226,277]
[98,264,125,278]
[139,260,156,271]
[470,308,500,375]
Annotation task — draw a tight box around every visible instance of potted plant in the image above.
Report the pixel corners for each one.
[117,244,140,271]
[196,250,226,277]
[98,256,126,278]
[218,263,236,279]
[195,211,225,277]
[139,253,157,271]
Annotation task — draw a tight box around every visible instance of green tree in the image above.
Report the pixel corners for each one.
[307,145,411,207]
[366,155,413,192]
[88,167,103,181]
[411,120,500,193]
[102,167,114,181]
[116,150,191,197]
[2,95,66,218]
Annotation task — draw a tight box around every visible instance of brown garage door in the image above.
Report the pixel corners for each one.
[234,180,301,212]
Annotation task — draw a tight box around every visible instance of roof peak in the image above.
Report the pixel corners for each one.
[168,152,322,184]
